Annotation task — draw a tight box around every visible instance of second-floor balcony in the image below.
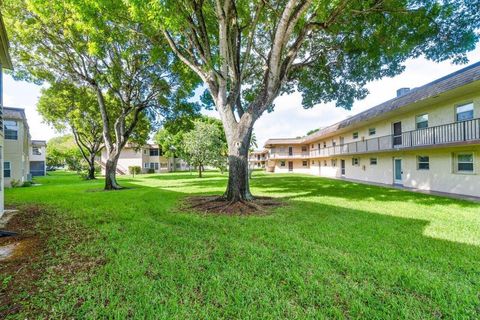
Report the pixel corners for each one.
[268,151,310,159]
[310,118,480,158]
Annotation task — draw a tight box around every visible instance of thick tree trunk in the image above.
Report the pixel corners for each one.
[87,163,96,180]
[224,127,254,202]
[86,154,97,180]
[104,153,122,190]
[198,164,202,178]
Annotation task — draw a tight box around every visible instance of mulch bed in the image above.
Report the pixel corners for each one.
[185,196,283,215]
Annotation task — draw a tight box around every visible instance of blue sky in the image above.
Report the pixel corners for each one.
[4,45,480,147]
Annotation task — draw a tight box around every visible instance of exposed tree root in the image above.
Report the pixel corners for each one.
[184,195,282,215]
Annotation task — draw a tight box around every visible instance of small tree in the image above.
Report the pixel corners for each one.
[183,120,226,178]
[128,166,141,178]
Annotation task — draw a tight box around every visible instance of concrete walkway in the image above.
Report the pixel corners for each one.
[339,177,480,203]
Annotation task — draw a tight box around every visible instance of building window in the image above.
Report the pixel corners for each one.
[302,160,308,167]
[368,128,376,136]
[4,161,11,178]
[149,148,159,156]
[311,160,315,165]
[149,162,159,170]
[416,114,429,129]
[352,132,359,139]
[456,103,474,122]
[317,143,321,149]
[352,158,360,166]
[161,163,168,168]
[331,159,337,167]
[144,163,148,168]
[280,161,286,167]
[417,156,430,170]
[455,153,474,173]
[4,120,18,140]
[301,146,307,152]
[143,149,148,155]
[323,141,326,148]
[323,160,327,166]
[332,140,336,147]
[370,158,377,165]
[32,146,42,155]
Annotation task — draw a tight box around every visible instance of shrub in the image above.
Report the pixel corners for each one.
[22,181,33,187]
[10,179,22,188]
[128,166,141,177]
[147,168,155,174]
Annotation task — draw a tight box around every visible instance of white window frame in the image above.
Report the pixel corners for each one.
[370,158,377,165]
[416,114,429,129]
[454,152,475,174]
[455,102,474,122]
[302,160,308,167]
[4,161,11,178]
[4,120,18,140]
[280,161,286,167]
[352,158,360,166]
[352,132,359,139]
[368,128,376,136]
[417,156,430,170]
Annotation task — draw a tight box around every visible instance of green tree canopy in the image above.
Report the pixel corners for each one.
[126,0,479,202]
[183,119,227,177]
[5,0,199,189]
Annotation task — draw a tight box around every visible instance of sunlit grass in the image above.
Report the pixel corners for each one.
[5,171,480,319]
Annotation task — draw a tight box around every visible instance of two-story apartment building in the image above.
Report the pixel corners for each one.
[29,140,46,177]
[265,61,480,198]
[100,144,190,175]
[3,107,30,187]
[0,13,13,215]
[248,149,269,169]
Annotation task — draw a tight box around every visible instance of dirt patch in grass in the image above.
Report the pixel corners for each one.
[184,195,283,215]
[0,205,104,318]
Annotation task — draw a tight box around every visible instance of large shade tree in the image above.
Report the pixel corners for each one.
[38,82,104,180]
[5,0,198,189]
[38,81,151,180]
[127,0,479,202]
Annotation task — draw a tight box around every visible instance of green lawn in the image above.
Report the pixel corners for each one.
[4,171,480,319]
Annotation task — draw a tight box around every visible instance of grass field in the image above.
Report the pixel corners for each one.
[3,171,480,319]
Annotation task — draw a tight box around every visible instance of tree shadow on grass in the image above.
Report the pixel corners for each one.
[42,185,480,318]
[11,176,480,318]
[174,173,479,208]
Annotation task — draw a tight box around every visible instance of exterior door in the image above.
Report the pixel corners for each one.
[394,158,403,184]
[341,159,345,176]
[288,146,293,156]
[393,121,402,146]
[288,161,293,172]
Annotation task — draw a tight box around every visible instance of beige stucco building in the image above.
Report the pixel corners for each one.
[100,144,190,175]
[248,150,269,169]
[0,13,13,215]
[265,61,480,198]
[29,140,46,177]
[3,107,31,187]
